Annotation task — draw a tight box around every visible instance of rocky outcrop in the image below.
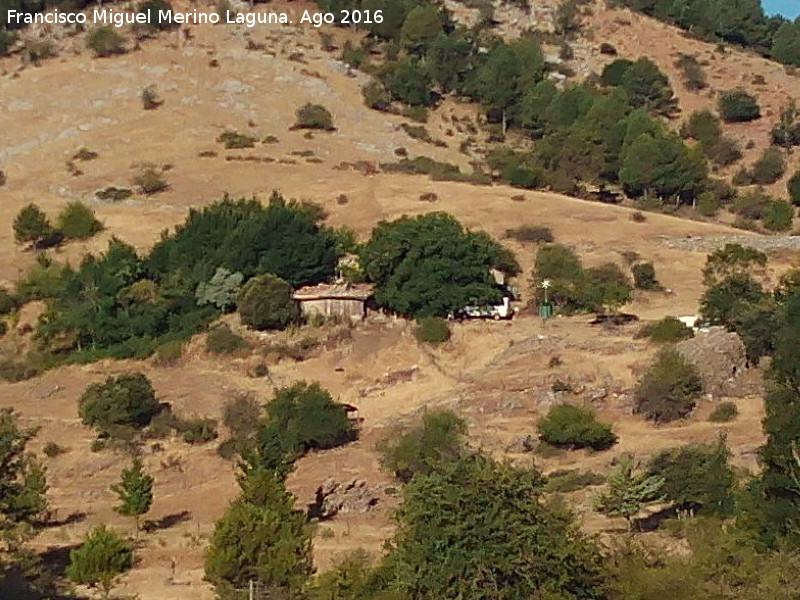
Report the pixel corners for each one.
[308,478,381,520]
[676,328,748,397]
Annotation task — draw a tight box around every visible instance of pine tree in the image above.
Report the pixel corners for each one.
[12,203,54,246]
[595,454,664,530]
[67,524,133,599]
[111,457,153,534]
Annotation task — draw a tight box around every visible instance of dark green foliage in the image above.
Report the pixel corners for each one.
[13,203,53,245]
[634,348,703,423]
[554,0,580,35]
[771,20,800,66]
[217,130,257,149]
[702,243,767,287]
[594,454,664,527]
[56,201,103,240]
[137,0,176,33]
[537,404,618,451]
[206,323,248,355]
[360,212,517,318]
[219,393,261,459]
[681,109,721,148]
[252,382,357,473]
[700,274,767,328]
[0,287,17,316]
[182,418,218,444]
[294,103,335,131]
[413,316,450,344]
[789,171,800,206]
[400,4,444,54]
[148,195,338,289]
[78,372,160,433]
[718,89,761,122]
[425,28,477,94]
[544,469,605,493]
[675,53,707,90]
[770,103,800,149]
[195,267,244,312]
[636,316,694,342]
[0,408,48,528]
[763,201,794,232]
[750,147,786,185]
[42,441,65,458]
[67,525,133,599]
[237,274,300,331]
[111,457,153,529]
[601,59,633,87]
[504,225,554,244]
[205,467,313,598]
[618,57,678,116]
[388,454,608,600]
[377,409,466,483]
[708,401,738,422]
[647,438,735,514]
[632,262,660,290]
[86,26,125,57]
[0,30,16,57]
[378,58,434,106]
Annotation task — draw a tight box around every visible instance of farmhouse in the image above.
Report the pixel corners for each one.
[293,282,375,320]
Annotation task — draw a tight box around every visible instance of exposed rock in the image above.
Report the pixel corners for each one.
[676,328,748,397]
[309,478,380,519]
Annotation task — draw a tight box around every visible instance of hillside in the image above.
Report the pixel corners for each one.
[2,1,800,599]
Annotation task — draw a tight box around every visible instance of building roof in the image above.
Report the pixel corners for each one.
[293,282,375,301]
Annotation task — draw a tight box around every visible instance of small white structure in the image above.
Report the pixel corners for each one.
[677,315,700,330]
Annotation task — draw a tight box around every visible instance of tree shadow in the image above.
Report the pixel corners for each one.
[2,544,81,600]
[44,511,88,528]
[635,505,680,533]
[142,510,192,533]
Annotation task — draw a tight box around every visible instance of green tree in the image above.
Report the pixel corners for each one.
[78,372,160,434]
[595,454,664,530]
[647,437,735,515]
[537,404,618,451]
[681,109,721,149]
[56,201,103,240]
[619,57,678,116]
[702,243,767,287]
[237,274,300,331]
[377,409,466,482]
[771,20,800,66]
[378,58,434,106]
[13,203,53,246]
[205,466,313,598]
[67,525,133,600]
[554,0,580,35]
[294,103,335,131]
[400,4,444,55]
[360,212,517,318]
[763,201,794,232]
[86,26,126,57]
[634,348,703,423]
[699,273,767,327]
[718,89,761,122]
[601,58,634,87]
[425,29,476,94]
[632,262,660,290]
[584,263,633,312]
[789,171,800,206]
[388,454,608,600]
[751,147,786,185]
[111,457,153,533]
[195,267,244,311]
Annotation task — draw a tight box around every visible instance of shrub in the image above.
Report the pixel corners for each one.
[636,316,694,342]
[222,393,260,444]
[718,89,760,122]
[505,225,554,244]
[86,27,126,57]
[25,39,56,64]
[377,409,466,482]
[217,130,257,149]
[13,203,54,246]
[132,164,168,195]
[763,201,794,232]
[634,348,702,423]
[0,30,17,57]
[675,54,707,90]
[67,525,133,598]
[153,340,183,366]
[632,262,661,290]
[708,136,743,167]
[140,85,162,110]
[95,186,133,202]
[599,43,617,55]
[537,404,617,451]
[789,171,800,206]
[630,211,646,223]
[708,401,738,423]
[750,147,786,185]
[78,372,160,433]
[681,110,721,148]
[362,80,392,110]
[182,418,218,444]
[237,274,301,331]
[57,202,103,240]
[544,469,605,493]
[601,58,633,87]
[0,287,18,316]
[206,323,248,355]
[414,317,451,344]
[43,441,66,458]
[293,103,335,131]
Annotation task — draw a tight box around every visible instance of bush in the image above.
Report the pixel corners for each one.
[377,409,466,482]
[153,340,183,366]
[537,404,617,451]
[67,525,133,597]
[789,171,800,206]
[140,85,162,110]
[750,147,786,185]
[763,201,794,232]
[675,54,707,90]
[708,401,738,423]
[544,469,605,493]
[182,418,218,444]
[95,186,133,202]
[78,372,160,433]
[237,274,300,331]
[362,80,392,110]
[414,317,451,344]
[634,348,702,423]
[132,164,168,195]
[217,130,257,149]
[636,316,694,342]
[43,441,66,458]
[718,89,761,122]
[632,262,661,290]
[206,323,248,355]
[601,58,633,87]
[86,27,126,57]
[0,288,17,316]
[13,203,54,245]
[504,225,554,244]
[222,393,260,444]
[293,103,335,131]
[25,39,56,64]
[56,202,103,240]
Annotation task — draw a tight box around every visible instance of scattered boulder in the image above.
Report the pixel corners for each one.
[676,328,747,397]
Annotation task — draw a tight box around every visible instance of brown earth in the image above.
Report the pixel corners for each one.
[0,1,797,598]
